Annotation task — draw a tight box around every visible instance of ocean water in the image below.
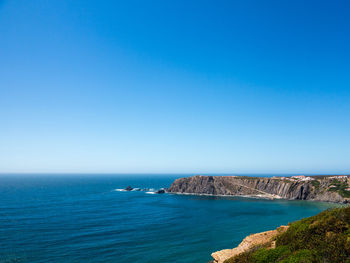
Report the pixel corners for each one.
[0,174,339,263]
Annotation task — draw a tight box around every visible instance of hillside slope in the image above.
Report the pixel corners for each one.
[221,206,350,263]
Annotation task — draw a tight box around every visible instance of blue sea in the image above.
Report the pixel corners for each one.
[0,174,339,263]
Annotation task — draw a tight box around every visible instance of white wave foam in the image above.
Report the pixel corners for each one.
[146,191,156,194]
[114,189,126,192]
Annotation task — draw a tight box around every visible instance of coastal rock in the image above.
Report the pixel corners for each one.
[124,186,133,191]
[211,225,289,263]
[168,175,348,203]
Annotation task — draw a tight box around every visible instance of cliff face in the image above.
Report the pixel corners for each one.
[168,175,348,203]
[211,225,289,263]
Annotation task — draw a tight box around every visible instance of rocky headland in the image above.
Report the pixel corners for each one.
[168,175,350,203]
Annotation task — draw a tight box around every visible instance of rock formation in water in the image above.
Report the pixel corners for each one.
[124,186,133,191]
[168,175,350,203]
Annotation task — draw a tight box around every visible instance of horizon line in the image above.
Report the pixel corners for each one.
[0,172,349,176]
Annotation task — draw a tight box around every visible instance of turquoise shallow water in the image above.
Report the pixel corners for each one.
[0,175,339,263]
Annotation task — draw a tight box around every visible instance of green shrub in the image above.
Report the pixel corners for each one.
[279,249,313,263]
[311,180,320,189]
[251,246,291,263]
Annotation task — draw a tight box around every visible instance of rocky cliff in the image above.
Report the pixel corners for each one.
[168,175,349,203]
[211,225,289,263]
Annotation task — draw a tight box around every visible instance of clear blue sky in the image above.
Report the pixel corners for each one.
[1,0,349,174]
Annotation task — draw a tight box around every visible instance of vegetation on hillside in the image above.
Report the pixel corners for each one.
[310,180,320,189]
[328,179,350,198]
[224,206,350,263]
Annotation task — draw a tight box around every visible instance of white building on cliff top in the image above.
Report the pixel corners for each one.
[291,175,314,181]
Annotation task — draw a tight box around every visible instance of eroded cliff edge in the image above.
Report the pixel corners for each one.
[211,225,289,263]
[168,175,350,203]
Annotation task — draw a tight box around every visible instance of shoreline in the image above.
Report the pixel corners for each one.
[168,191,281,200]
[168,192,347,205]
